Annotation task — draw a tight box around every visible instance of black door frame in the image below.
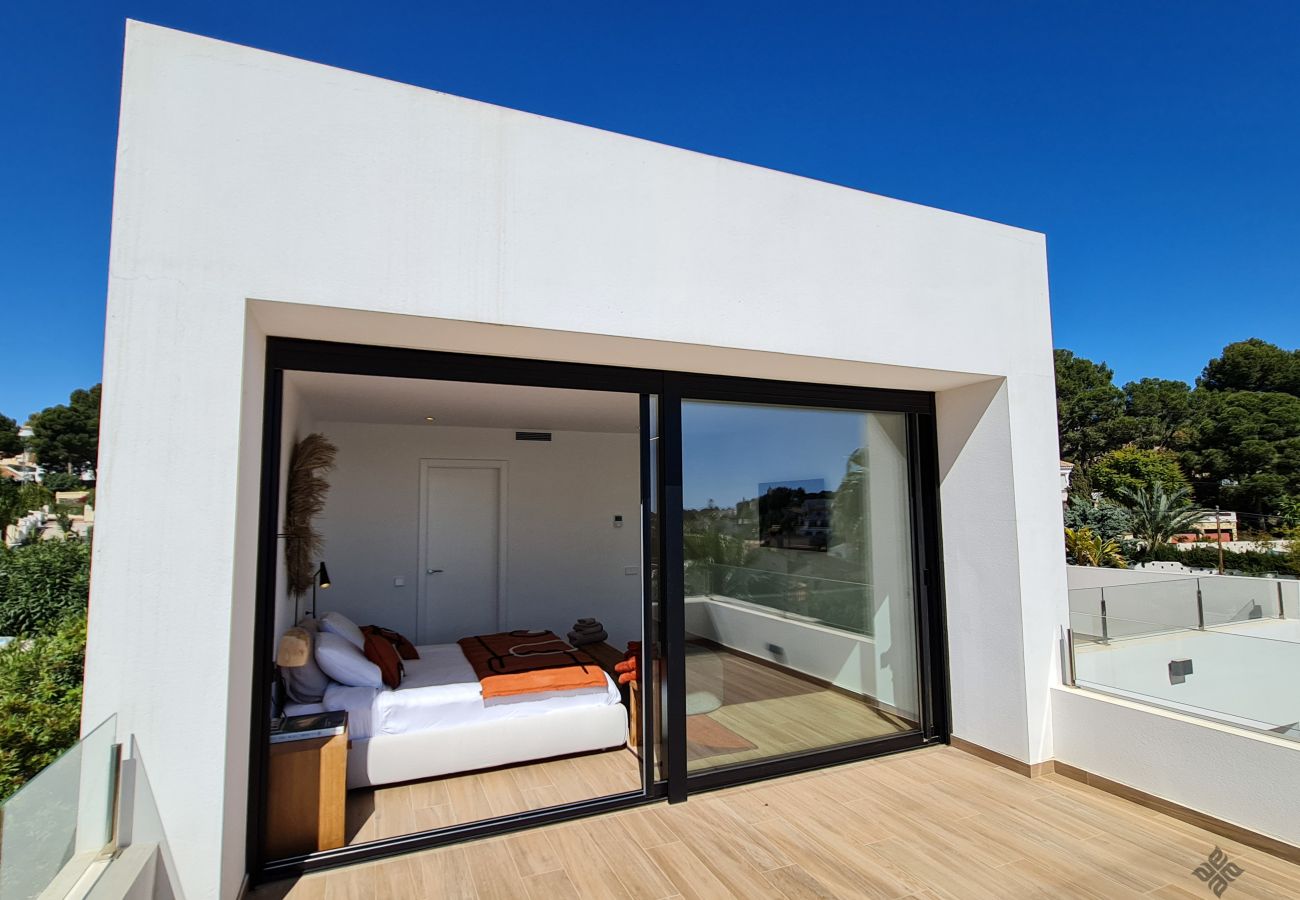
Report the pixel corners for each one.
[248,337,950,883]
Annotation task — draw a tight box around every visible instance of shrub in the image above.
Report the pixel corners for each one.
[0,613,86,800]
[1063,497,1130,544]
[1150,541,1300,577]
[0,481,53,532]
[40,472,86,493]
[1065,527,1127,568]
[0,538,91,636]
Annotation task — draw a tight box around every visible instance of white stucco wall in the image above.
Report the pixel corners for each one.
[87,22,1063,898]
[1052,687,1300,848]
[311,422,643,648]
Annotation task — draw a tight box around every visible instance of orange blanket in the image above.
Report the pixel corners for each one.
[458,630,606,700]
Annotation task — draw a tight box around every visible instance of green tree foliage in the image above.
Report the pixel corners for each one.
[0,413,22,457]
[1123,378,1197,450]
[27,385,101,476]
[1181,390,1300,515]
[1054,350,1132,470]
[0,614,86,800]
[1119,485,1209,559]
[41,471,85,493]
[0,538,91,636]
[1200,338,1300,397]
[1057,339,1299,533]
[0,481,53,532]
[1063,497,1130,544]
[1090,448,1190,501]
[1063,527,1126,568]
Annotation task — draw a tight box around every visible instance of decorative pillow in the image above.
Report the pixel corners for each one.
[362,625,420,661]
[363,632,403,689]
[281,626,331,704]
[315,630,383,689]
[319,610,366,651]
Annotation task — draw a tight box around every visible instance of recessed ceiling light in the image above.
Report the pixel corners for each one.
[425,416,436,423]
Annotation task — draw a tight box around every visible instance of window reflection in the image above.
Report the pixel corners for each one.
[681,401,920,771]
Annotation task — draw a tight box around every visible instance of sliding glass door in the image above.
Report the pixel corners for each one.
[679,400,922,774]
[253,340,947,879]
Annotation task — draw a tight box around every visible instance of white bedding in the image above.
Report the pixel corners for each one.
[303,642,620,741]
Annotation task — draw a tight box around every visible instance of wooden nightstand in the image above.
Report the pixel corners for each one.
[584,641,639,750]
[265,713,349,859]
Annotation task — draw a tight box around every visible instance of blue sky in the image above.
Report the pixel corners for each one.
[3,2,1298,421]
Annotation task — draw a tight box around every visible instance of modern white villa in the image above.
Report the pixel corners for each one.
[6,20,1298,900]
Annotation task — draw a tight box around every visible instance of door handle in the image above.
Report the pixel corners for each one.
[427,568,444,574]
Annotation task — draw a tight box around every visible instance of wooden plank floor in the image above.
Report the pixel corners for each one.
[252,744,1300,899]
[346,749,641,845]
[687,648,914,771]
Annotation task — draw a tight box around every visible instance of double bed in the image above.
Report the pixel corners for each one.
[286,640,629,790]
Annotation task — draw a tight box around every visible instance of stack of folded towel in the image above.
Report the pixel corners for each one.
[614,641,640,685]
[568,617,607,646]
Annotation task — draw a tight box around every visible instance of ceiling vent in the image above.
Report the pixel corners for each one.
[515,431,553,442]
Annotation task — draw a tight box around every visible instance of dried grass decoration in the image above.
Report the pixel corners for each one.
[284,433,338,595]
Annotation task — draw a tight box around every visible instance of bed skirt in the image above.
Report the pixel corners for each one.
[345,701,630,790]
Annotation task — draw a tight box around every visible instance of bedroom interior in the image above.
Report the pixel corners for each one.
[252,340,945,876]
[264,371,650,859]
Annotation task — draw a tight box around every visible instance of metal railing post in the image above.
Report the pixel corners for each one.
[1099,587,1109,643]
[1196,580,1206,630]
[96,742,123,861]
[1279,581,1287,620]
[1061,626,1077,686]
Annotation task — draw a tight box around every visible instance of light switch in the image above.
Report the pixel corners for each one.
[613,514,624,528]
[394,576,406,587]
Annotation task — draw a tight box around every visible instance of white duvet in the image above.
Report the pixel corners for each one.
[291,642,620,741]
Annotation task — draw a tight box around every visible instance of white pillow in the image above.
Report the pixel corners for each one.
[315,630,383,689]
[282,626,331,704]
[319,610,365,651]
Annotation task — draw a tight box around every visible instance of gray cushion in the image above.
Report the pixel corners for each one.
[282,622,331,703]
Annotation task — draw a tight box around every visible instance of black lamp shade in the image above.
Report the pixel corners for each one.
[318,562,331,590]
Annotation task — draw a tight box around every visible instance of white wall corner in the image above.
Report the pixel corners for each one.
[936,378,1031,763]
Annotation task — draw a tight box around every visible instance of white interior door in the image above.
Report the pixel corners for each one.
[419,461,505,644]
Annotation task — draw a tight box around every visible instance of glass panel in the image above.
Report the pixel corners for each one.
[681,401,920,772]
[1070,613,1300,741]
[269,372,652,859]
[0,715,118,900]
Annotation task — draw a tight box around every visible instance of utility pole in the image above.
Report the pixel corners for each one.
[1215,505,1224,575]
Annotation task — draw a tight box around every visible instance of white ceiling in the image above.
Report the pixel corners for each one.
[288,370,640,433]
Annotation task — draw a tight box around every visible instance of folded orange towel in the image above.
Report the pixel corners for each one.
[618,671,637,685]
[614,658,637,674]
[458,631,605,700]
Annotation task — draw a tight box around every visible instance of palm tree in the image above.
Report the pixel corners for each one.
[1064,527,1126,568]
[1118,484,1209,559]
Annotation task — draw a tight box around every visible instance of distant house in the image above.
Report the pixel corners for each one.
[1059,460,1074,505]
[0,461,39,483]
[1172,510,1238,543]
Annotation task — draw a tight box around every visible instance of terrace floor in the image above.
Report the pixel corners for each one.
[251,744,1300,899]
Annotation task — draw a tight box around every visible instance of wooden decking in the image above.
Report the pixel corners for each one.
[345,749,641,845]
[252,744,1300,898]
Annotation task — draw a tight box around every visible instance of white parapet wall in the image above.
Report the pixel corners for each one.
[685,595,907,712]
[1052,687,1300,849]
